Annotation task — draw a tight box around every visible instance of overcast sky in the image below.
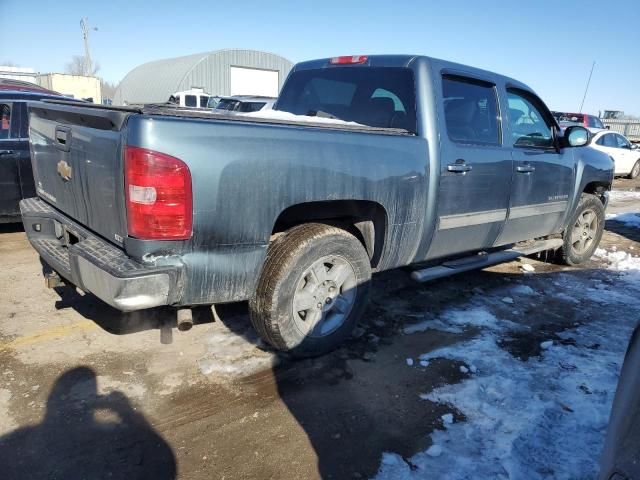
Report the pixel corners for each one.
[2,0,639,115]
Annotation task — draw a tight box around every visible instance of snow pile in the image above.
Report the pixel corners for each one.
[375,251,640,480]
[608,190,640,202]
[197,326,278,377]
[241,109,365,127]
[606,212,640,228]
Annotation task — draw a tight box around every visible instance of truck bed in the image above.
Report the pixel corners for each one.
[41,99,413,136]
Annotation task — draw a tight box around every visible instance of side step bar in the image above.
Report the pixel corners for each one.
[411,238,563,283]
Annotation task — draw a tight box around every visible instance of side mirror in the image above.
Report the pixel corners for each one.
[631,144,639,150]
[565,126,590,147]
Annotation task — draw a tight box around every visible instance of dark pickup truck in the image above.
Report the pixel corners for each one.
[21,54,613,356]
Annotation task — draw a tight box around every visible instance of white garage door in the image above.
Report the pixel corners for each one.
[230,66,279,97]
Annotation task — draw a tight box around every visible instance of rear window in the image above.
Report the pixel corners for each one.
[276,67,417,132]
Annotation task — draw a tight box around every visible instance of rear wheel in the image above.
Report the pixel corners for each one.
[628,160,640,179]
[250,223,371,357]
[558,193,605,265]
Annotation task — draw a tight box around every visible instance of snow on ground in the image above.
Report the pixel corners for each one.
[375,249,640,480]
[242,109,365,127]
[607,212,640,228]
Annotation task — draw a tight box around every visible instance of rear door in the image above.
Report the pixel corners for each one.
[15,102,36,200]
[0,101,22,218]
[496,89,574,245]
[426,74,512,259]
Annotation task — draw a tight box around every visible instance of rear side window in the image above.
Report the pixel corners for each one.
[507,90,554,148]
[185,95,197,107]
[276,67,417,132]
[442,75,501,145]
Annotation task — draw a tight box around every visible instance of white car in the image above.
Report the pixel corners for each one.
[590,131,640,179]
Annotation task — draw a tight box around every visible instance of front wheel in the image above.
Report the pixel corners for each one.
[558,193,605,265]
[250,223,372,357]
[628,160,640,180]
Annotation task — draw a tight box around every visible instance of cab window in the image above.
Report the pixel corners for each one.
[507,90,554,148]
[185,95,197,107]
[442,75,501,145]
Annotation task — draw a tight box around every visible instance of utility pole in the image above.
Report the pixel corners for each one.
[80,18,98,76]
[579,61,595,113]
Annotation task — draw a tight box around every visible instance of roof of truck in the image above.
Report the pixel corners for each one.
[292,54,533,93]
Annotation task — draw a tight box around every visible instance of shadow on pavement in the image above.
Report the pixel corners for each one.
[0,366,176,480]
[605,217,640,243]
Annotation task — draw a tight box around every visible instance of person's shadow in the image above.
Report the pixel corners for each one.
[0,367,176,480]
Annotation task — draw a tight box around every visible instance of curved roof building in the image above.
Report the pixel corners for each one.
[113,49,293,105]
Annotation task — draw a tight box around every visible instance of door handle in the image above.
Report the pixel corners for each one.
[516,165,535,173]
[447,162,472,173]
[0,150,16,156]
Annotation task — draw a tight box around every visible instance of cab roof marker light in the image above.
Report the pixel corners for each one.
[329,55,368,65]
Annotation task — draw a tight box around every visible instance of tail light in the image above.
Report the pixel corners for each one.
[125,146,192,240]
[329,55,368,65]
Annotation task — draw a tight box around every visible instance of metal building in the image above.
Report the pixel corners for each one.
[113,49,293,106]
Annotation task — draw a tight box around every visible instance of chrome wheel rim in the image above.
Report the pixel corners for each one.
[571,208,598,254]
[633,162,640,177]
[291,255,357,338]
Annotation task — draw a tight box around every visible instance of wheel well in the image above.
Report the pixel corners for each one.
[583,181,611,204]
[272,200,388,267]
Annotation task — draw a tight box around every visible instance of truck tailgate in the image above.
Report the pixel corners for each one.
[28,102,134,246]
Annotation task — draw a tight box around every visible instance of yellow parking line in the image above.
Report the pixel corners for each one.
[0,320,100,352]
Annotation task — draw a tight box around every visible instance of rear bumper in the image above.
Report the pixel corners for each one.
[20,197,183,311]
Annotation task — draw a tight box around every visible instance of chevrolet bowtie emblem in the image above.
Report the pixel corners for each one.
[57,160,72,181]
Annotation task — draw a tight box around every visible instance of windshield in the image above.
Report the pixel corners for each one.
[275,66,417,132]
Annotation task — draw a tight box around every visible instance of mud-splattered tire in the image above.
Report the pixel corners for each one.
[250,223,371,357]
[558,193,605,265]
[628,160,640,180]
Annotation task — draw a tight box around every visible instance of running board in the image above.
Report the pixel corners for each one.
[410,238,563,283]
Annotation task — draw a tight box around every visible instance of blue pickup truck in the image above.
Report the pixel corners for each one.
[20,54,613,356]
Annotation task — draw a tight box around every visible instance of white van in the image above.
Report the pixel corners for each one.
[168,88,210,109]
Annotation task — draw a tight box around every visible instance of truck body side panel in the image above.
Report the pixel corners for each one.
[126,116,429,304]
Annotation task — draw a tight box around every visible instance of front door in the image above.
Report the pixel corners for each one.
[426,74,512,259]
[496,89,574,246]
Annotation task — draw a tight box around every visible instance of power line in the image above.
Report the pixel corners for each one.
[579,61,595,113]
